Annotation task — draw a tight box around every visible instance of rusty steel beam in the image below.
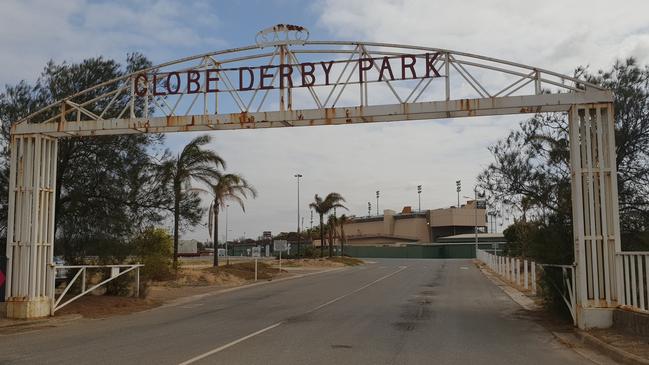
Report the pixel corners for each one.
[12,90,613,137]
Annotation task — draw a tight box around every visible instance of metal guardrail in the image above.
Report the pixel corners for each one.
[51,264,142,315]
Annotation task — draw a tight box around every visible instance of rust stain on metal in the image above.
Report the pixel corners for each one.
[324,108,335,125]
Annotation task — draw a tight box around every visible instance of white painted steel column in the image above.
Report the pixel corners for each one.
[5,134,58,318]
[569,103,621,329]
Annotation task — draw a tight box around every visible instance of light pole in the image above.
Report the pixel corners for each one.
[464,188,480,257]
[456,180,461,207]
[417,185,422,211]
[294,173,302,258]
[310,209,313,229]
[225,204,230,265]
[376,190,380,215]
[368,202,371,216]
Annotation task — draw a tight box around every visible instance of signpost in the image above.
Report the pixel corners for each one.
[273,240,288,272]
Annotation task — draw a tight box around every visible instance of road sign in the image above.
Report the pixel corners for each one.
[273,240,288,252]
[252,247,261,257]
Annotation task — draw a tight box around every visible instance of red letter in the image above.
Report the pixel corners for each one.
[378,57,395,81]
[320,61,334,85]
[259,65,274,90]
[134,73,147,97]
[205,69,220,92]
[153,73,166,96]
[301,62,316,86]
[401,55,417,79]
[279,64,293,89]
[166,72,181,94]
[238,67,254,91]
[187,71,201,94]
[425,53,441,77]
[358,58,374,82]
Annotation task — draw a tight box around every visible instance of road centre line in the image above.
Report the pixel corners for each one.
[177,265,408,365]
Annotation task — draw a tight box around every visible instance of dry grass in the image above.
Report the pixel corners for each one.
[56,295,160,318]
[326,256,364,266]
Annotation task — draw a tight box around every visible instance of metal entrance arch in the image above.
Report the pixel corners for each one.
[5,25,619,328]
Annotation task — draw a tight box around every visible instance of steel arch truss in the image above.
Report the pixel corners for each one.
[5,37,621,328]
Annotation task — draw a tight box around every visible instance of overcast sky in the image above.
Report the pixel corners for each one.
[1,0,648,241]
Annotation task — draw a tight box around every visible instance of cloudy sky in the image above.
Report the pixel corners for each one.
[1,0,648,241]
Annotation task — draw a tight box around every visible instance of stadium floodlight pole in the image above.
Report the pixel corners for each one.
[376,190,380,215]
[368,202,371,216]
[417,185,422,211]
[456,180,461,207]
[294,174,302,258]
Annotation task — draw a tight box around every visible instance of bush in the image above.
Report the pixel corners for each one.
[133,227,175,282]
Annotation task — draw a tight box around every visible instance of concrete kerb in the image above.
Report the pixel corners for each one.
[476,260,648,365]
[574,330,649,365]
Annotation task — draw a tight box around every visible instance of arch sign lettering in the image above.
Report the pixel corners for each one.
[6,25,621,329]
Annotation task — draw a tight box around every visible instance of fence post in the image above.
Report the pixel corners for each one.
[531,261,537,294]
[135,267,140,298]
[516,259,520,286]
[524,260,529,290]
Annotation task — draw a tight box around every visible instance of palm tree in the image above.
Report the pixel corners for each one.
[337,214,350,256]
[327,214,337,257]
[160,135,224,268]
[208,174,257,267]
[309,193,347,257]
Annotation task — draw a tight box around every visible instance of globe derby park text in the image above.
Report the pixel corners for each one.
[134,53,442,96]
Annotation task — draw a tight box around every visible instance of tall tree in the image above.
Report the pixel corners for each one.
[208,173,257,267]
[479,58,649,254]
[0,54,167,263]
[159,135,224,267]
[337,214,350,256]
[309,193,347,257]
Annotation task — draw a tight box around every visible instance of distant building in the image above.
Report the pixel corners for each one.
[342,201,489,246]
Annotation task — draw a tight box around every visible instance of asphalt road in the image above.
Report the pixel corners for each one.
[0,259,596,365]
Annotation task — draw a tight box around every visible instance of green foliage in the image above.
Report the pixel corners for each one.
[133,228,174,282]
[0,54,168,264]
[309,193,347,257]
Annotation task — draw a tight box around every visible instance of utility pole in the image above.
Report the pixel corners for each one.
[376,190,380,215]
[310,209,313,229]
[417,185,422,211]
[456,180,461,207]
[294,173,302,258]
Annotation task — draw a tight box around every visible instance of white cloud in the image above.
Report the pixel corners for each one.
[0,0,224,84]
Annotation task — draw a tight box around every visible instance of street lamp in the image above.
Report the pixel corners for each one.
[417,185,422,212]
[294,173,302,258]
[225,204,230,265]
[456,180,461,207]
[368,202,372,216]
[376,190,380,215]
[464,188,482,257]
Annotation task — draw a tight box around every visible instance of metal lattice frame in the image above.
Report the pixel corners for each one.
[5,30,621,327]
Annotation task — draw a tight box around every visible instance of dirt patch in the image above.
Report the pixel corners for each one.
[55,295,160,318]
[281,257,364,268]
[588,328,649,360]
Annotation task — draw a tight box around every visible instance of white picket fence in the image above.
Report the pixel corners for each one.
[617,252,649,313]
[477,249,537,294]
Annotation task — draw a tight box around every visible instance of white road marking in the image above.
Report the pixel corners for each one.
[177,322,282,365]
[177,265,408,365]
